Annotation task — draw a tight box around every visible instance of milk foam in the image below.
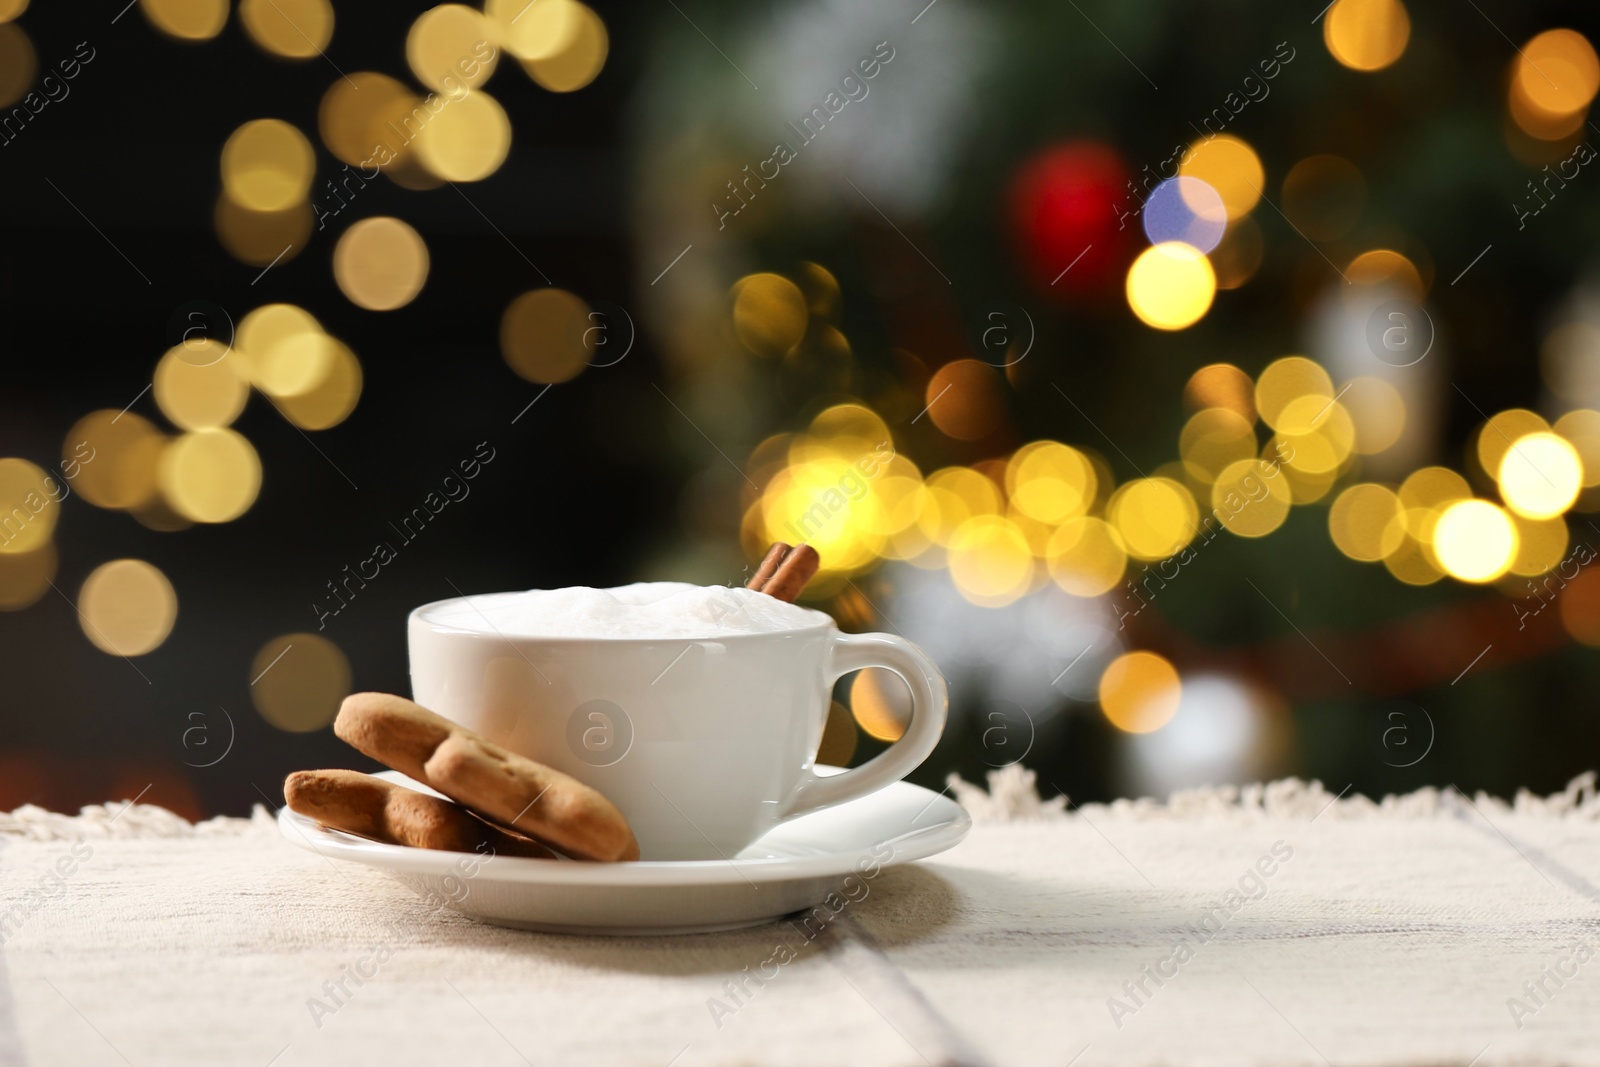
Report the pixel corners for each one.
[419,581,833,639]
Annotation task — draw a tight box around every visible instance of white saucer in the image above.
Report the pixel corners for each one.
[277,769,970,935]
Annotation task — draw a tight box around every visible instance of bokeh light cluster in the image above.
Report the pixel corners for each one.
[0,0,613,738]
[732,236,1600,739]
[1507,28,1599,143]
[208,0,610,270]
[0,298,365,748]
[1124,134,1264,329]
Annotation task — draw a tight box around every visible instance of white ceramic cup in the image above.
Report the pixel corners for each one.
[408,594,948,861]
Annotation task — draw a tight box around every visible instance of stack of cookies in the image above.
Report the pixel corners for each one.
[286,693,640,860]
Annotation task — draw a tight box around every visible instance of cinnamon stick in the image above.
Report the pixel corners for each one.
[747,542,791,592]
[750,543,820,603]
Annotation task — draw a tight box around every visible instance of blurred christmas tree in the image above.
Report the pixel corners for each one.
[630,0,1600,800]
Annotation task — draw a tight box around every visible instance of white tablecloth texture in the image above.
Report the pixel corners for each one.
[2,767,1598,1067]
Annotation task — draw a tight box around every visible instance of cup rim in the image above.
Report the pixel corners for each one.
[407,595,839,643]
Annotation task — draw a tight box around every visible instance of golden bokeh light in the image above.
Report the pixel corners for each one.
[384,153,447,191]
[0,0,28,25]
[140,0,228,41]
[1272,392,1345,437]
[221,119,316,212]
[1099,651,1181,734]
[1399,465,1472,512]
[238,303,335,397]
[1006,441,1096,523]
[817,700,859,767]
[1277,396,1356,475]
[1509,75,1588,142]
[414,89,511,181]
[808,403,890,454]
[333,217,431,311]
[1346,249,1425,299]
[1341,376,1405,454]
[1183,363,1256,422]
[78,559,177,656]
[925,360,1005,441]
[1126,242,1216,330]
[486,0,581,60]
[947,514,1034,608]
[1273,447,1340,504]
[1046,517,1126,597]
[501,288,593,384]
[1108,477,1198,561]
[0,23,35,108]
[1212,459,1291,537]
[1282,154,1366,241]
[158,429,263,524]
[732,273,808,358]
[1398,465,1472,545]
[67,411,164,511]
[1180,407,1257,482]
[1554,409,1600,488]
[239,0,333,60]
[0,458,58,555]
[214,195,313,268]
[921,467,1001,546]
[407,4,499,94]
[0,543,54,611]
[796,262,842,322]
[1255,356,1333,430]
[319,73,420,169]
[132,497,194,534]
[849,667,911,743]
[1329,483,1405,562]
[1179,135,1264,220]
[1324,0,1410,72]
[1515,30,1600,119]
[238,303,321,365]
[1383,533,1444,586]
[1508,514,1568,578]
[1475,409,1551,480]
[882,491,938,563]
[274,340,363,431]
[251,632,352,732]
[153,341,249,431]
[861,474,929,543]
[1007,507,1053,560]
[1433,499,1517,584]
[1497,432,1582,520]
[982,509,1043,564]
[522,2,608,92]
[758,458,886,575]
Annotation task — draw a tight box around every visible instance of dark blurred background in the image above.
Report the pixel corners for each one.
[2,0,1599,820]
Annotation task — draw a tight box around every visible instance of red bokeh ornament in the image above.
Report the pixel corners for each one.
[1008,140,1135,296]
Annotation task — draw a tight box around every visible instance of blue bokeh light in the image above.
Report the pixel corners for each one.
[1142,176,1227,254]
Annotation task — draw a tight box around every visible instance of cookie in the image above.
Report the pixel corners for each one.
[283,768,556,858]
[424,732,640,862]
[331,692,455,784]
[333,692,640,862]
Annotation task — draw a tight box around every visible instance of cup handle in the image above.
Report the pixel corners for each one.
[781,630,948,821]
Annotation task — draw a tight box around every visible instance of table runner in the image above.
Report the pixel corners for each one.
[2,767,1598,1067]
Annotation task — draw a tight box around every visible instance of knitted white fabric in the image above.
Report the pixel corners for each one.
[2,772,1597,1067]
